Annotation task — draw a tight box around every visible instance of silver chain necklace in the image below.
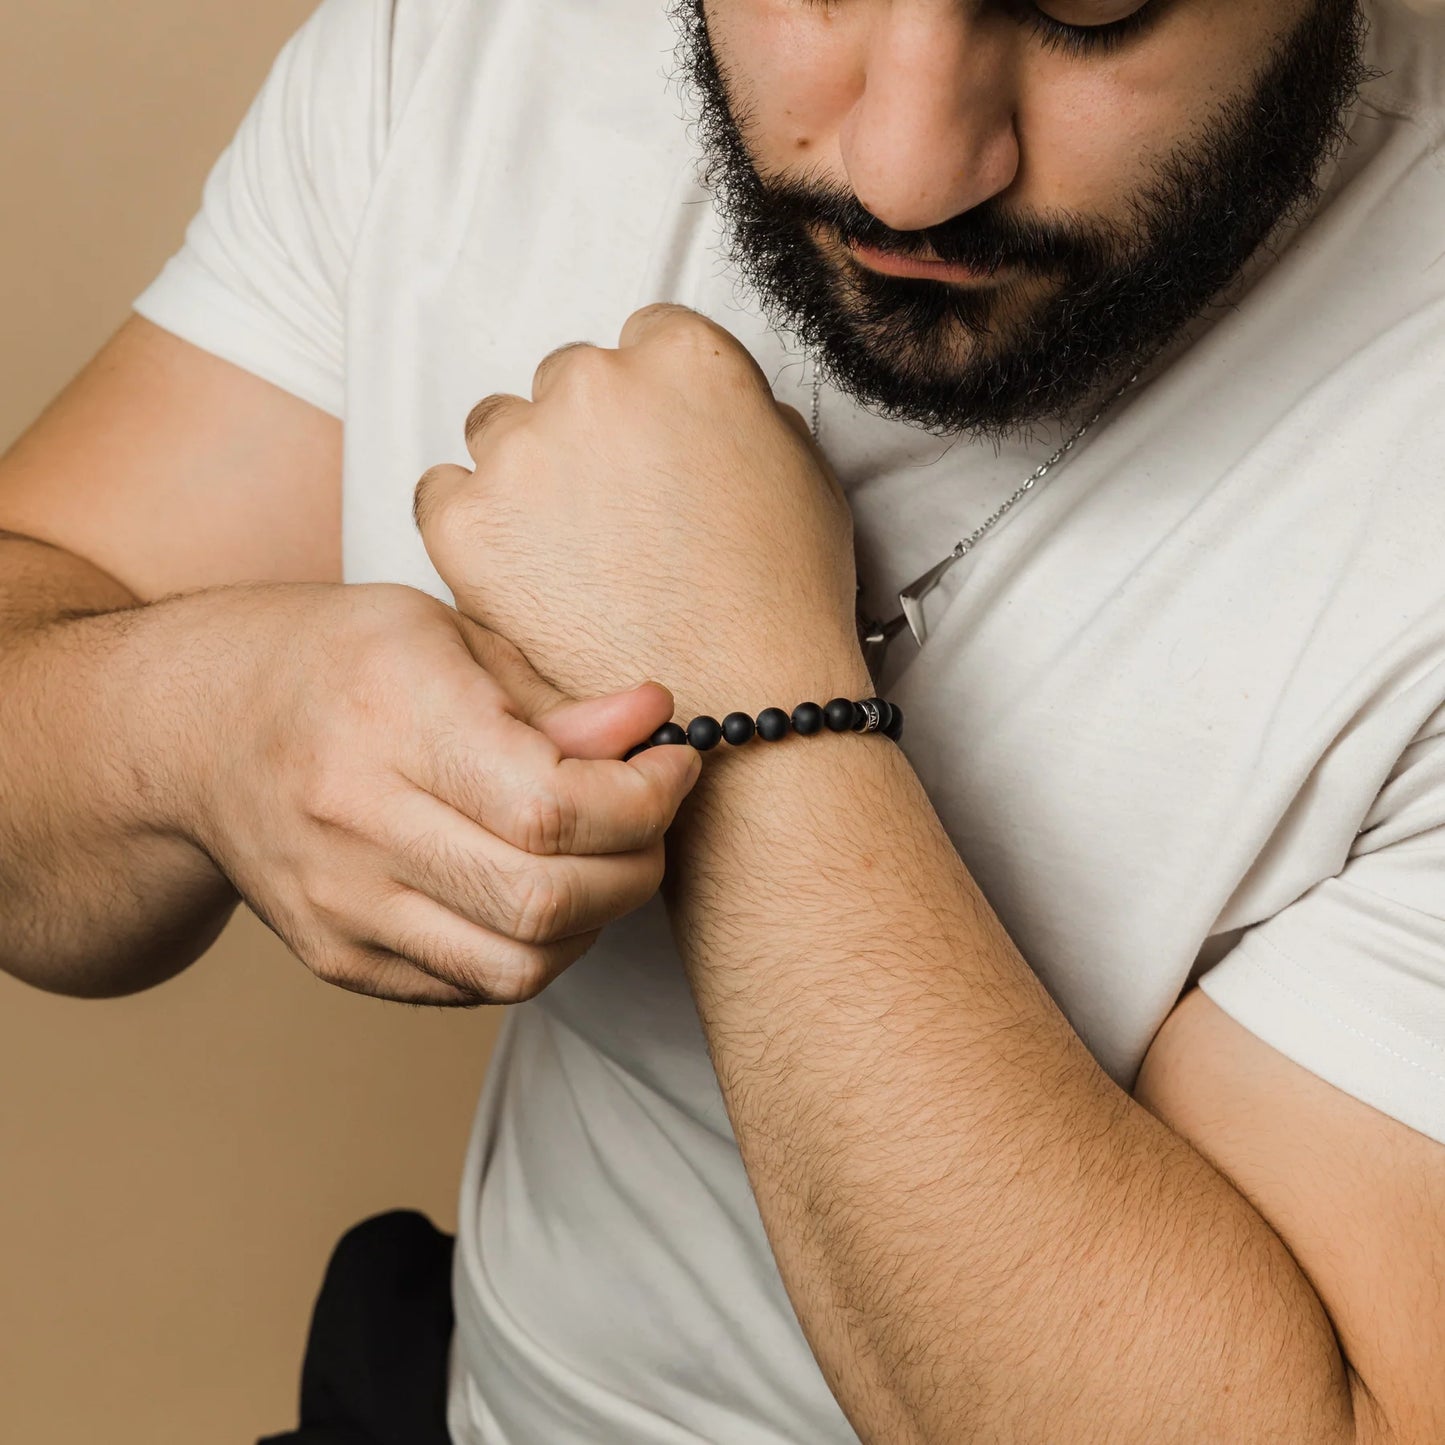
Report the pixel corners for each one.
[810,368,1140,685]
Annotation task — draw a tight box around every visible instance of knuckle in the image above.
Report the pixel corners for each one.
[296,870,359,938]
[660,332,761,400]
[411,463,465,534]
[634,302,702,337]
[408,936,493,997]
[512,783,574,856]
[487,940,555,1002]
[354,920,479,998]
[298,770,354,830]
[503,864,573,946]
[553,348,615,408]
[652,310,736,363]
[714,345,767,394]
[653,310,718,355]
[535,340,602,394]
[421,930,551,1004]
[310,944,364,991]
[464,393,519,448]
[380,961,489,1008]
[364,942,492,1006]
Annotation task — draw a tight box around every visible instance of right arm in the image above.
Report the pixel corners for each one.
[0,316,342,996]
[0,319,698,1002]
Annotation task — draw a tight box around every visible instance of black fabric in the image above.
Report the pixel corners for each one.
[258,1209,456,1445]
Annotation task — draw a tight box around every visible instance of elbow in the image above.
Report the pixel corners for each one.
[1,894,238,998]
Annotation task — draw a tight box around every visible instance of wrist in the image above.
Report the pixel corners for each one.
[110,582,316,851]
[660,664,895,824]
[101,588,246,847]
[663,693,909,910]
[7,587,234,852]
[660,643,874,734]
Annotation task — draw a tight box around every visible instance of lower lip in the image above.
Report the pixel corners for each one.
[847,242,1002,284]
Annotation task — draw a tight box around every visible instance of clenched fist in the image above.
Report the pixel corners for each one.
[414,305,871,726]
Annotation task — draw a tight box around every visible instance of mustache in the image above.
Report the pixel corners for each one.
[753,173,1121,278]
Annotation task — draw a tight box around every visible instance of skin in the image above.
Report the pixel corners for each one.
[708,0,1312,334]
[419,302,1445,1442]
[0,319,699,1004]
[404,15,1435,1435]
[3,0,1437,1437]
[715,0,1307,218]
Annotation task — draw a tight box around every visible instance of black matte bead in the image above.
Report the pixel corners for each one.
[721,711,756,746]
[623,742,652,761]
[823,697,856,732]
[756,707,791,742]
[884,704,904,741]
[649,722,688,747]
[850,701,868,732]
[874,699,895,733]
[791,701,824,736]
[686,715,723,751]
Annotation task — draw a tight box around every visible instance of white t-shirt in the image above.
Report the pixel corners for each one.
[135,3,1445,1440]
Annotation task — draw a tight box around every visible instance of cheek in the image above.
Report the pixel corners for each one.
[1017,1,1290,215]
[1017,67,1184,214]
[706,0,861,171]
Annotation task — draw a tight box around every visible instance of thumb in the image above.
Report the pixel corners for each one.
[455,616,679,760]
[533,683,679,760]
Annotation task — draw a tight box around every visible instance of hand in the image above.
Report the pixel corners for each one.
[167,582,700,1005]
[413,305,871,723]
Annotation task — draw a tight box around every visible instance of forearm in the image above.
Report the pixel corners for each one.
[0,535,237,996]
[666,735,1360,1444]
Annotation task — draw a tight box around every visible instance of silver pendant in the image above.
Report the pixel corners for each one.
[856,551,963,684]
[842,365,1145,687]
[897,552,963,646]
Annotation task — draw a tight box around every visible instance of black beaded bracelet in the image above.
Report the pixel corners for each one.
[623,696,903,761]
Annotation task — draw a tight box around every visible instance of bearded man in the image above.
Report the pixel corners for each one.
[1,1,1443,1442]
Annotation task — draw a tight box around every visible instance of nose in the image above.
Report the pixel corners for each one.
[839,5,1020,233]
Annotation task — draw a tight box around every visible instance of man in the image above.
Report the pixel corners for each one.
[1,0,1442,1441]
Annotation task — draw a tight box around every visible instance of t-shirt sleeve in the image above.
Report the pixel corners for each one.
[132,0,396,418]
[1199,688,1445,1145]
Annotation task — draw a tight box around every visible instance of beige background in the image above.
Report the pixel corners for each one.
[0,3,503,1440]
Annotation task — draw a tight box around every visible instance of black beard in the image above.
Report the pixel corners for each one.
[673,0,1372,439]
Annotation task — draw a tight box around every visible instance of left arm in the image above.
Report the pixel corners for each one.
[416,304,1445,1445]
[666,719,1443,1444]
